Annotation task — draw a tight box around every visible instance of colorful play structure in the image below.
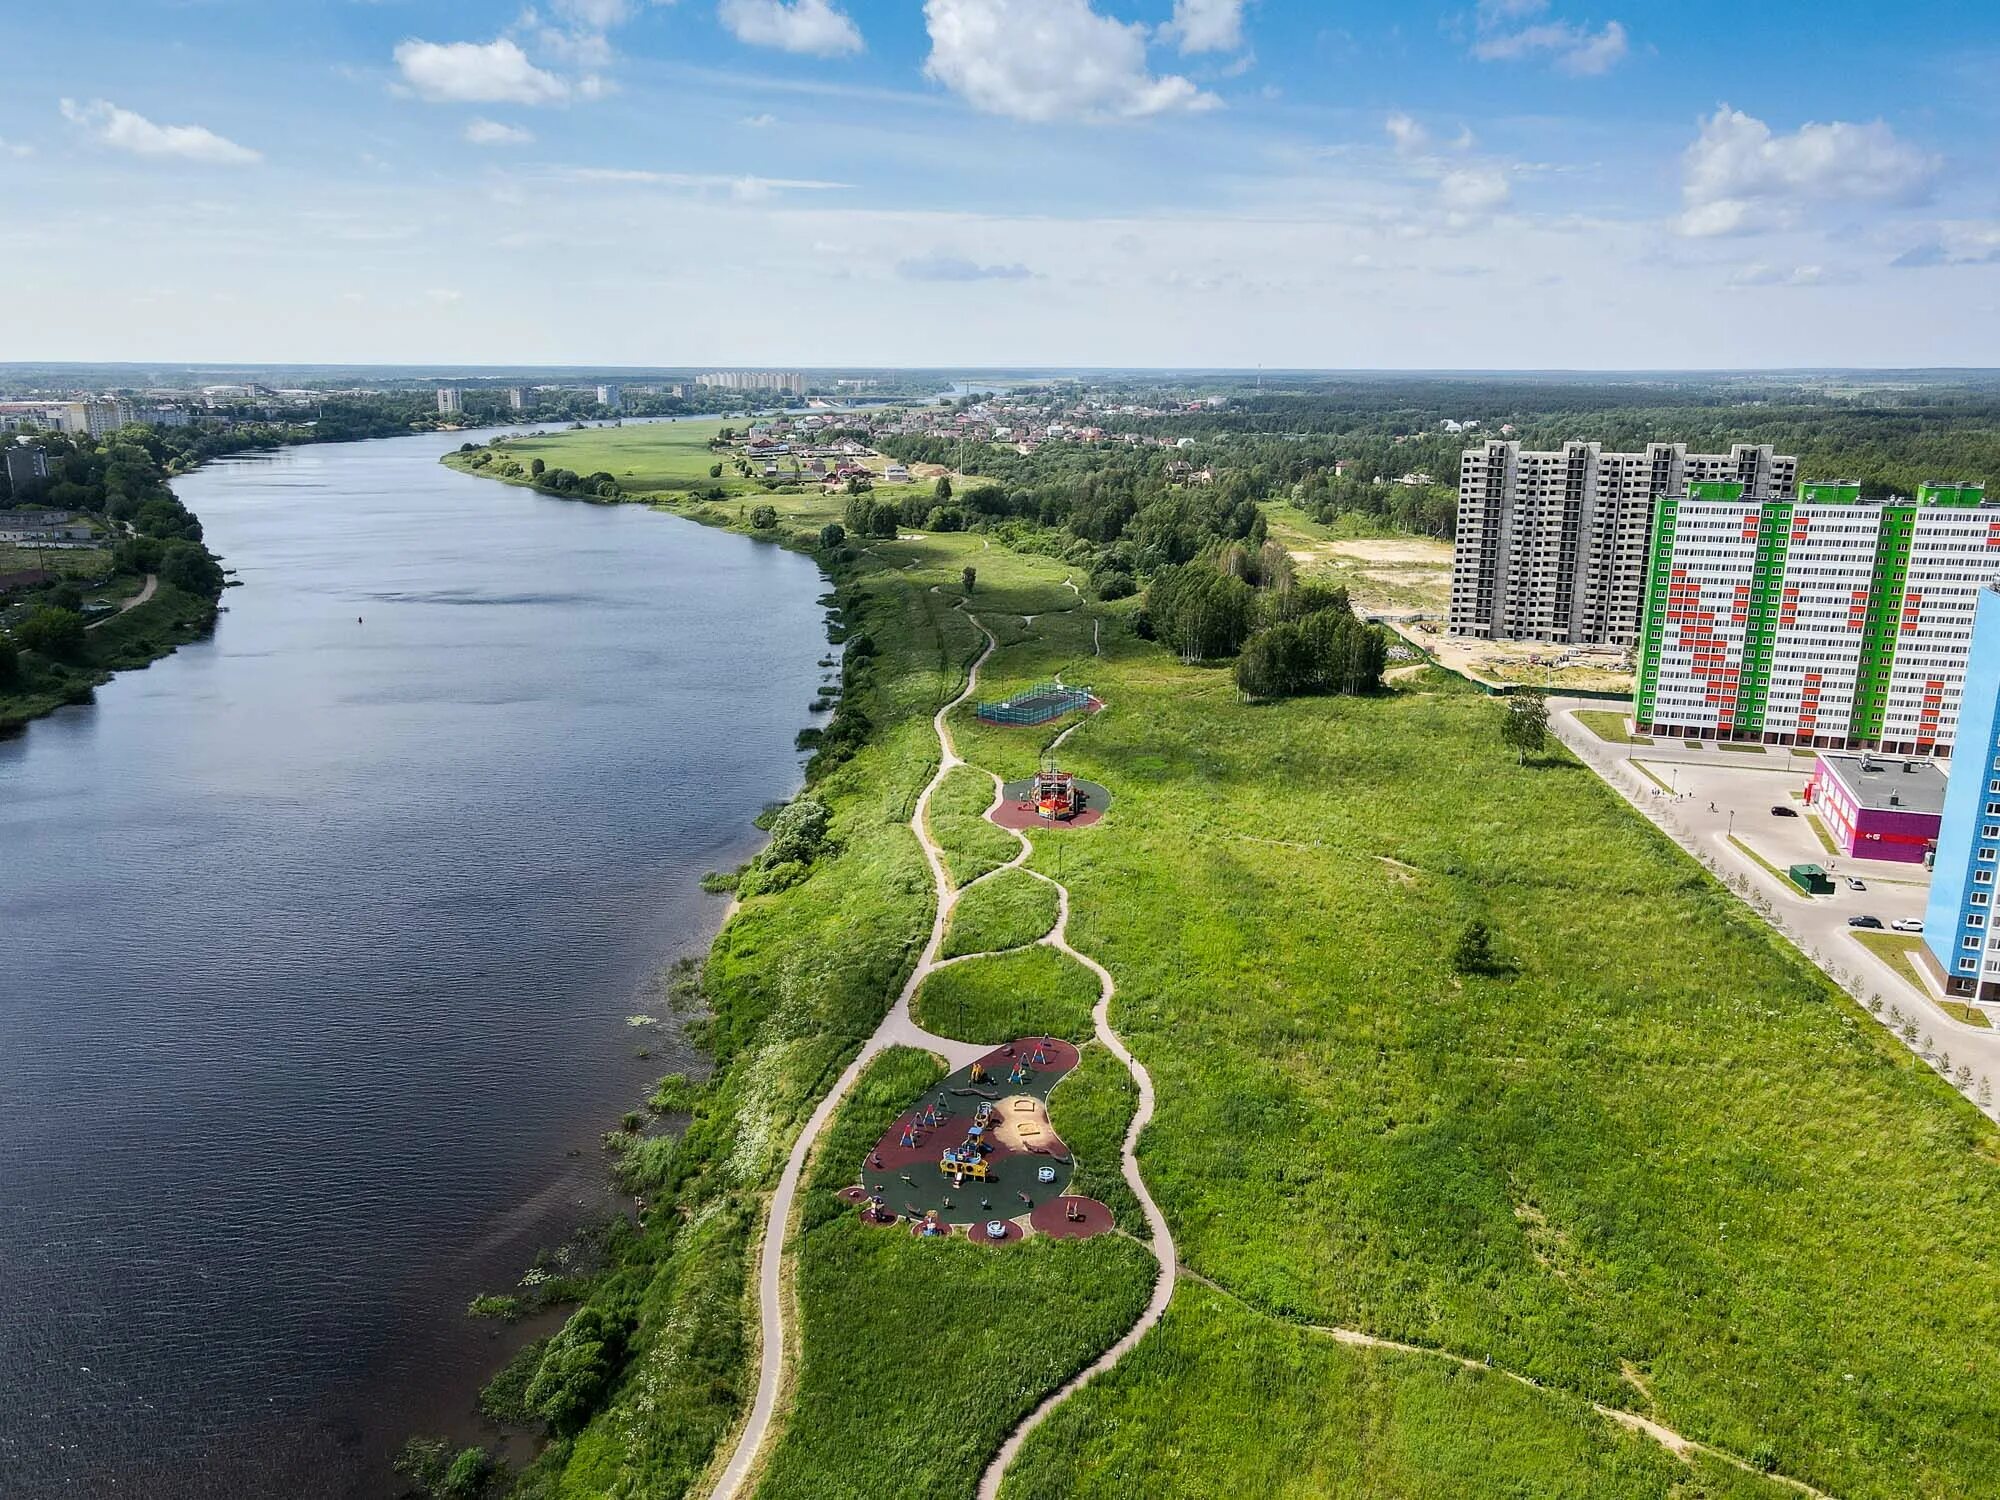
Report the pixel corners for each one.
[848,1038,1111,1244]
[976,680,1097,727]
[1033,767,1077,822]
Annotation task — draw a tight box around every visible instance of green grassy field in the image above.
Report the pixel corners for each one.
[453,427,2000,1500]
[1573,709,1651,746]
[941,870,1061,958]
[930,765,1021,887]
[911,945,1100,1044]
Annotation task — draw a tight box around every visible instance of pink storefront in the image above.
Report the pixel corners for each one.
[1805,753,1945,865]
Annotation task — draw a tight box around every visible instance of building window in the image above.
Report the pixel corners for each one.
[1966,936,1982,949]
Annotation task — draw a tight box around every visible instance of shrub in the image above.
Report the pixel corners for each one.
[14,604,84,658]
[750,505,780,529]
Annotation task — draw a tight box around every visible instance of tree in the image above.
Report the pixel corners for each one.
[1501,689,1549,763]
[934,475,953,504]
[0,639,16,684]
[14,605,84,658]
[818,522,845,550]
[749,505,779,530]
[530,458,545,477]
[1452,920,1497,975]
[709,462,724,479]
[962,566,977,594]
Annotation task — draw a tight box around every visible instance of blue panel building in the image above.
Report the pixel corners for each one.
[1925,582,2000,999]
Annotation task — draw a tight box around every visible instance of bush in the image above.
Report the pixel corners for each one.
[819,522,846,550]
[467,1293,523,1321]
[14,604,84,658]
[525,1306,630,1433]
[1451,920,1498,976]
[738,858,808,897]
[762,798,830,865]
[750,505,780,530]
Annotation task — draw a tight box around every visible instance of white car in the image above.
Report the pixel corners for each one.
[1846,877,1866,892]
[1891,917,1924,933]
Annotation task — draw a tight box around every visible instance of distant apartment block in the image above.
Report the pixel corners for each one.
[696,371,808,397]
[4,443,50,492]
[507,388,529,412]
[436,387,463,416]
[55,399,134,438]
[1448,441,1795,647]
[1924,583,2000,997]
[596,383,623,411]
[1635,481,1998,752]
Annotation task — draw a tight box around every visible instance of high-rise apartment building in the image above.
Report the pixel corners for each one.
[1635,481,1998,751]
[1448,441,1795,647]
[1924,583,2000,999]
[436,387,462,416]
[507,388,529,412]
[56,400,134,437]
[597,383,623,411]
[696,371,808,397]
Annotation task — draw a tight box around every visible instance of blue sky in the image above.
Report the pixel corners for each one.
[3,0,1997,368]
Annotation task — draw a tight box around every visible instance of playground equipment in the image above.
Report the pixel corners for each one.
[984,1220,1010,1240]
[976,680,1095,727]
[1033,766,1077,821]
[940,1145,991,1183]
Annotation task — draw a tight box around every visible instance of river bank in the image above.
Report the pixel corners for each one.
[0,429,830,1499]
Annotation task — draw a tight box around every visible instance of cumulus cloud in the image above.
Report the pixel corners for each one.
[897,251,1035,281]
[1677,104,1939,238]
[1726,263,1825,288]
[1162,0,1248,54]
[394,38,570,105]
[1892,226,2000,269]
[923,0,1218,123]
[58,98,261,164]
[464,118,535,146]
[718,0,864,56]
[1384,112,1428,156]
[1438,167,1510,214]
[1470,1,1627,76]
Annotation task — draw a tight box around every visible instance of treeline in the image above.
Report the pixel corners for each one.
[457,446,625,501]
[1137,541,1387,700]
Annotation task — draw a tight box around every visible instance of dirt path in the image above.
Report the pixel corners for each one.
[87,573,155,630]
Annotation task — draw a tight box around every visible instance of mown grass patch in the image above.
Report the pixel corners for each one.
[942,869,1061,958]
[930,764,1020,887]
[913,945,1099,1044]
[1851,932,1991,1029]
[1573,709,1650,746]
[1048,1043,1139,1225]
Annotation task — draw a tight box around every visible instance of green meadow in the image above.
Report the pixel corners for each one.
[454,423,2000,1500]
[940,869,1061,958]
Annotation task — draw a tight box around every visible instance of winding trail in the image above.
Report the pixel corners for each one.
[710,607,1172,1500]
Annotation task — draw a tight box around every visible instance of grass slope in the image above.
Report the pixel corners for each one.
[930,764,1020,888]
[912,945,1100,1044]
[941,870,1061,958]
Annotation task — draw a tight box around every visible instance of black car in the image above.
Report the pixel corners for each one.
[1848,915,1884,929]
[1770,805,1799,817]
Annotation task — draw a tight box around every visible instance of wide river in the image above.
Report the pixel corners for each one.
[0,425,828,1497]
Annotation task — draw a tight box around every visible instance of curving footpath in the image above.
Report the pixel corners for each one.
[708,608,1174,1500]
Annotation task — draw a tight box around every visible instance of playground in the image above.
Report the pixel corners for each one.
[991,770,1112,831]
[840,1038,1112,1244]
[975,680,1101,727]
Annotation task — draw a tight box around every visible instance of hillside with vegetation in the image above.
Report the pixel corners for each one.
[428,410,2000,1500]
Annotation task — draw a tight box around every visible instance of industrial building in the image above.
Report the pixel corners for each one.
[1804,753,1945,864]
[1448,441,1795,647]
[1924,584,2000,997]
[1634,481,1998,752]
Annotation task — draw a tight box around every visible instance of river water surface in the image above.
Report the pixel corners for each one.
[0,427,828,1497]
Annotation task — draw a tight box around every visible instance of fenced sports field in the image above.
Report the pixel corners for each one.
[975,681,1096,726]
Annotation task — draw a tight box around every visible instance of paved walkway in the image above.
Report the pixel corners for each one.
[709,609,1173,1500]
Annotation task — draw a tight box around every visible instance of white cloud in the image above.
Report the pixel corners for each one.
[897,250,1035,281]
[58,98,261,165]
[1163,0,1247,55]
[1384,112,1427,156]
[566,166,848,198]
[1677,105,1939,238]
[552,0,635,25]
[393,38,570,105]
[742,112,778,127]
[465,118,536,146]
[1470,5,1628,76]
[923,0,1218,123]
[1727,262,1825,288]
[1439,167,1510,214]
[0,138,33,159]
[718,0,864,57]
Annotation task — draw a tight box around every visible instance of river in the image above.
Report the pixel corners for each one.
[0,426,829,1497]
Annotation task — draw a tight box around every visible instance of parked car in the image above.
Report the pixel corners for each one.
[1770,805,1799,818]
[1891,917,1924,933]
[1848,915,1884,929]
[1847,877,1867,891]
